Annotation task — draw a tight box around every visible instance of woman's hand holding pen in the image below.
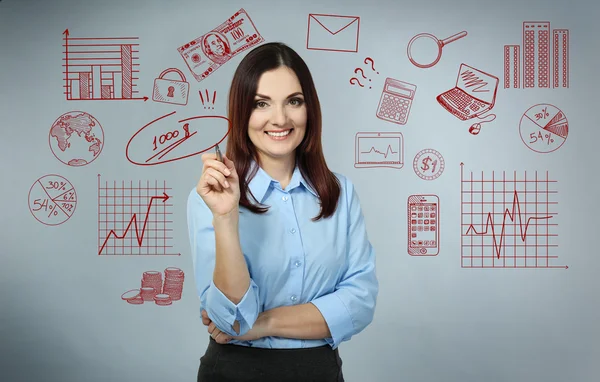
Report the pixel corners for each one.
[197,147,240,218]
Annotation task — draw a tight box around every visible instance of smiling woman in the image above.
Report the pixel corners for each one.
[187,42,378,382]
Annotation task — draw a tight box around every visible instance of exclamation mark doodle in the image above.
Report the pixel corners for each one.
[199,90,217,109]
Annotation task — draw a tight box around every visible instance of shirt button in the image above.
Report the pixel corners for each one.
[290,228,296,234]
[228,308,234,315]
[290,295,297,302]
[294,260,302,267]
[282,196,288,202]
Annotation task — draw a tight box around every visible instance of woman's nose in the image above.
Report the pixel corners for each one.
[271,105,287,126]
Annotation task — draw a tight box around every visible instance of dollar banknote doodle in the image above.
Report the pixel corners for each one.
[178,8,264,82]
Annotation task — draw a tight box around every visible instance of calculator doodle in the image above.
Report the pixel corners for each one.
[376,78,417,125]
[407,194,439,256]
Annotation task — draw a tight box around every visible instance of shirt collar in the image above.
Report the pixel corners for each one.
[247,159,318,203]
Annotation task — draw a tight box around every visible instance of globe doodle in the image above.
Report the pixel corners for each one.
[49,111,104,166]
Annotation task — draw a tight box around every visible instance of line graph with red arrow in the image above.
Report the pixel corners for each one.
[63,29,148,102]
[97,175,179,256]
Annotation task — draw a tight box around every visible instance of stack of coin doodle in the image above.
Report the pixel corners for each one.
[153,293,173,306]
[141,271,163,301]
[162,267,184,301]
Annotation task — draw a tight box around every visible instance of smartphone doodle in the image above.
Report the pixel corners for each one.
[407,194,439,256]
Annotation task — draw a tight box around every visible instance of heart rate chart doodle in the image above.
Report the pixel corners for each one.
[519,104,568,153]
[49,111,104,167]
[460,163,565,269]
[121,268,185,306]
[62,29,147,101]
[98,175,178,256]
[354,132,404,169]
[413,149,445,180]
[28,175,77,226]
[126,111,230,166]
[178,8,264,82]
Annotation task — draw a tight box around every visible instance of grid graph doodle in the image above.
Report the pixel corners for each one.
[460,163,565,269]
[97,175,179,256]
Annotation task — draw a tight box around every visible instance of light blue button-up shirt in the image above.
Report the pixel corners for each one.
[186,161,378,350]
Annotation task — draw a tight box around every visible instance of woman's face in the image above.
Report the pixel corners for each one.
[247,66,307,165]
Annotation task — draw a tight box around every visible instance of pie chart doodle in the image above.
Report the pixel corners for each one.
[519,104,568,153]
[28,174,77,226]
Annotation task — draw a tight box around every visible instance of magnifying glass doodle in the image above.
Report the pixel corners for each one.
[407,31,467,68]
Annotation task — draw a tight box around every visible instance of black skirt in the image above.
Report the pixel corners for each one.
[197,336,345,382]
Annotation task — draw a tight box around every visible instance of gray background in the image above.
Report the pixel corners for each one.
[1,0,599,381]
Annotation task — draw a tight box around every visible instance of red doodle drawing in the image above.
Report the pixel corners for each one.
[460,163,565,269]
[28,175,77,226]
[62,29,147,101]
[407,31,467,68]
[376,78,416,125]
[354,132,403,169]
[503,45,520,88]
[413,149,445,180]
[503,22,569,89]
[349,57,379,89]
[178,8,264,82]
[519,104,568,153]
[126,111,230,166]
[152,68,189,106]
[408,195,439,256]
[97,175,178,256]
[437,63,499,121]
[199,89,217,109]
[121,267,185,306]
[307,13,360,53]
[49,111,104,167]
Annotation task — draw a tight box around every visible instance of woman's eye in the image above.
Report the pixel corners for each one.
[255,101,268,108]
[289,98,304,106]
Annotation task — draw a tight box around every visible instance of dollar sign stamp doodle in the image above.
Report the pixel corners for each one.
[413,149,445,180]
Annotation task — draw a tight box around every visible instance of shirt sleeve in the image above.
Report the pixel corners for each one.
[310,177,379,349]
[186,188,260,337]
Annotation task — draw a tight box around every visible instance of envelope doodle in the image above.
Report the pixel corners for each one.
[307,14,360,53]
[178,8,264,82]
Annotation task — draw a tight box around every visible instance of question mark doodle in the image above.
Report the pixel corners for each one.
[349,78,364,87]
[364,57,379,74]
[354,68,367,79]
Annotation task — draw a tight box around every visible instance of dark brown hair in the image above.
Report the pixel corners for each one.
[225,42,340,221]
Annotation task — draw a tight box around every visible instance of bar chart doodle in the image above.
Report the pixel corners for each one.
[63,29,147,101]
[49,111,104,166]
[28,175,77,226]
[98,175,179,256]
[460,163,565,269]
[502,22,569,89]
[519,103,568,153]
